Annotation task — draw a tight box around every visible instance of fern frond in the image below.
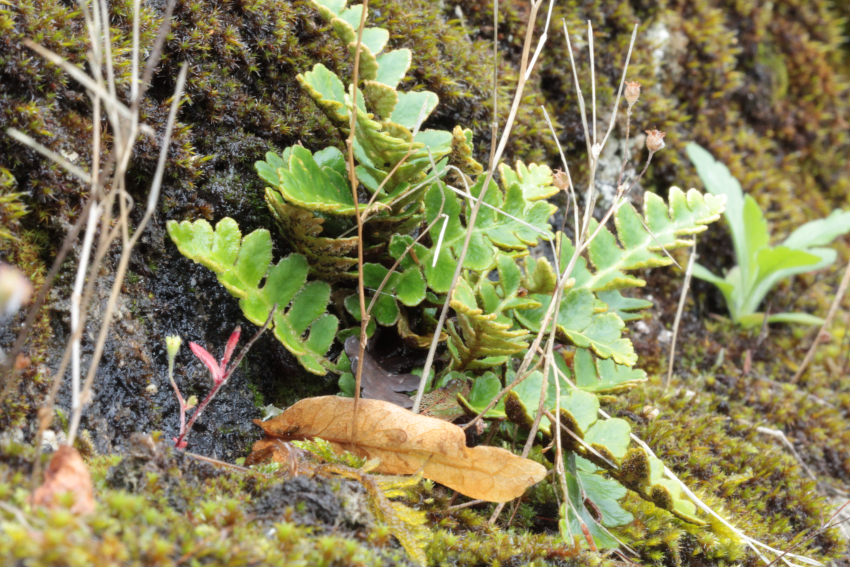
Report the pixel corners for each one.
[493,370,703,525]
[515,186,726,387]
[166,218,338,375]
[446,274,530,372]
[390,177,556,295]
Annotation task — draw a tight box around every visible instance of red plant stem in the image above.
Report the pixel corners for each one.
[174,308,274,448]
[170,385,187,439]
[176,381,221,447]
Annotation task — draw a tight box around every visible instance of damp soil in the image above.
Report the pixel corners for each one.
[45,199,339,459]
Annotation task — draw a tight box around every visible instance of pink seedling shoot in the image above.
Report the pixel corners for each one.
[170,306,275,449]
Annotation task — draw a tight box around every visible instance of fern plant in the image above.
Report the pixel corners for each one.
[168,0,728,552]
[167,218,338,375]
[687,142,850,327]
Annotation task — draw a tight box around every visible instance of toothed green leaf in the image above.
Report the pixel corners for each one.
[520,256,557,295]
[498,160,560,201]
[376,49,412,88]
[572,348,646,394]
[447,278,529,371]
[363,80,398,120]
[596,290,652,322]
[297,63,348,126]
[584,187,725,292]
[391,91,438,128]
[167,218,338,375]
[559,389,599,437]
[584,419,631,461]
[457,372,507,419]
[391,176,556,295]
[514,290,637,366]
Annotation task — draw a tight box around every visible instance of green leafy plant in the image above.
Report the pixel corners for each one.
[167,218,338,375]
[168,0,730,553]
[687,142,850,327]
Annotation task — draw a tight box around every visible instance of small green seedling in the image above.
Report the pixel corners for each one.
[687,142,850,328]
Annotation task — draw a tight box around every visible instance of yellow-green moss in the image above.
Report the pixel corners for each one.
[0,228,50,429]
[609,382,847,566]
[452,0,850,220]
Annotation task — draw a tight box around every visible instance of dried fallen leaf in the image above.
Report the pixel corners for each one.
[31,445,95,515]
[418,378,469,421]
[255,396,547,502]
[245,437,300,475]
[345,336,419,408]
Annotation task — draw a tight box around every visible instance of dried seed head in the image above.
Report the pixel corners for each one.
[645,129,666,153]
[625,81,641,106]
[553,169,570,191]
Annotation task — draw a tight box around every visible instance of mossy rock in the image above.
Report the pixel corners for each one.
[0,0,504,441]
[1,3,850,564]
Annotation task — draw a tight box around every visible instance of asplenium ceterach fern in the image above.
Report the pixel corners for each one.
[687,142,850,328]
[168,0,729,550]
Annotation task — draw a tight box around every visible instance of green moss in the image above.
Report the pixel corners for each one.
[0,435,417,566]
[0,435,622,567]
[0,229,50,430]
[245,377,266,410]
[606,382,847,566]
[451,0,850,223]
[427,528,610,567]
[0,168,27,241]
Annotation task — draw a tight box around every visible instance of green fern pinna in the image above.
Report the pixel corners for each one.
[167,0,726,550]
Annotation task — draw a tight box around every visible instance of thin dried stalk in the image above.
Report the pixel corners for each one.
[10,0,182,492]
[346,0,370,439]
[0,198,94,410]
[365,211,446,318]
[446,499,486,512]
[69,203,101,421]
[460,21,647,435]
[413,0,555,414]
[5,130,93,184]
[541,107,579,245]
[67,63,189,444]
[357,152,447,302]
[343,98,432,232]
[665,238,697,390]
[792,258,850,383]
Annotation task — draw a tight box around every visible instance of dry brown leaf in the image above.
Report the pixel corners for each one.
[245,437,301,475]
[345,336,419,408]
[254,396,547,502]
[419,378,469,421]
[31,445,95,515]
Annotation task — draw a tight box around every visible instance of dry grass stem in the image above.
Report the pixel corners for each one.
[414,0,555,414]
[346,0,371,438]
[446,499,486,512]
[792,258,850,383]
[67,63,189,444]
[665,239,697,390]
